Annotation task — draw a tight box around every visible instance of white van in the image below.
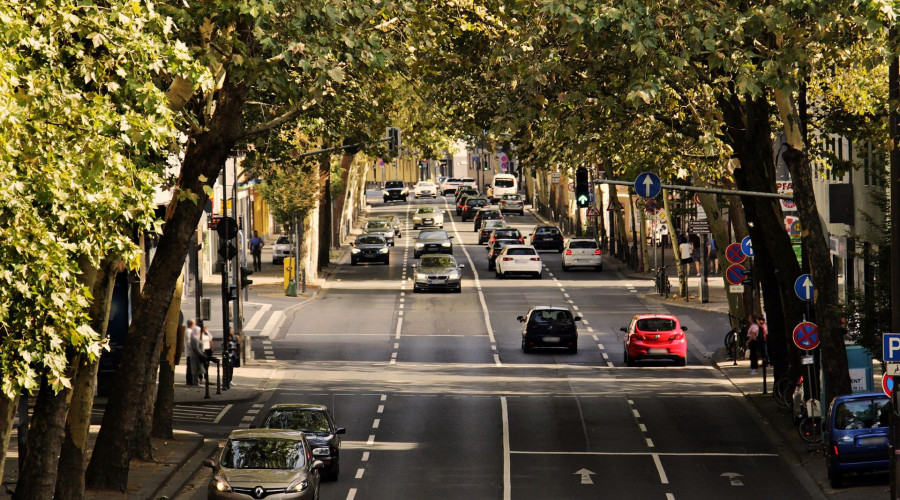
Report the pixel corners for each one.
[490,174,517,202]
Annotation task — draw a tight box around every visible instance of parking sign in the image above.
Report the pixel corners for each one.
[884,334,900,363]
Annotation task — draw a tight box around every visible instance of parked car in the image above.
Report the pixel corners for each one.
[621,314,687,366]
[350,234,390,265]
[382,180,408,203]
[414,230,454,258]
[487,240,516,270]
[562,238,603,271]
[478,219,508,244]
[412,207,445,229]
[498,194,525,215]
[495,244,542,279]
[518,306,580,354]
[363,220,395,246]
[460,197,490,221]
[529,225,564,252]
[825,392,890,488]
[258,404,346,481]
[412,254,465,293]
[205,429,323,499]
[272,235,292,264]
[413,181,438,198]
[473,208,503,231]
[488,227,524,246]
[373,214,402,237]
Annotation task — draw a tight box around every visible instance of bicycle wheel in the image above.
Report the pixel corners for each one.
[773,377,793,407]
[798,417,822,443]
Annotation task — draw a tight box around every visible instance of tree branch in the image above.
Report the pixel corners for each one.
[238,100,315,140]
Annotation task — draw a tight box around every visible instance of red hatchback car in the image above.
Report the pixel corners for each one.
[621,314,687,366]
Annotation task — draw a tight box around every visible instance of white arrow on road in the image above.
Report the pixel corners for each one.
[643,176,654,197]
[721,472,743,486]
[802,276,813,299]
[575,468,596,485]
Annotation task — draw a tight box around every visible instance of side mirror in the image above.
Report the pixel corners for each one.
[681,326,688,331]
[458,264,466,269]
[574,316,582,322]
[517,316,526,323]
[619,326,627,332]
[411,263,418,268]
[311,460,325,470]
[349,242,355,247]
[335,427,347,435]
[442,210,446,214]
[449,236,455,239]
[203,459,217,469]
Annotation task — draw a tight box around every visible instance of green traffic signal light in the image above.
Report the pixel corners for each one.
[575,167,591,208]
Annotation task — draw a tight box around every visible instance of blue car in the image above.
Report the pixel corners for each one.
[825,392,890,488]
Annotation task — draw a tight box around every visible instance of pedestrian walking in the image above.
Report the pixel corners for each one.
[707,235,718,273]
[756,315,769,367]
[746,314,761,374]
[249,231,264,272]
[188,324,205,385]
[691,240,702,276]
[184,319,197,385]
[678,237,693,276]
[200,325,213,380]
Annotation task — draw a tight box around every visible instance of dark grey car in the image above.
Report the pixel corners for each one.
[259,404,346,482]
[414,230,453,258]
[350,234,390,265]
[412,254,464,293]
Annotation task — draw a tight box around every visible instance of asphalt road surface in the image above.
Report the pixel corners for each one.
[177,193,815,500]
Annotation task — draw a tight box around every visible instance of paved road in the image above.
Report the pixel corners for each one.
[177,193,815,500]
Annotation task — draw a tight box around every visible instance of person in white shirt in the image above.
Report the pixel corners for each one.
[199,325,213,380]
[678,238,693,276]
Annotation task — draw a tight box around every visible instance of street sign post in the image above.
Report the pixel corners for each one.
[726,264,747,285]
[794,274,814,301]
[725,243,745,264]
[741,236,754,258]
[585,206,601,218]
[634,172,662,199]
[552,171,561,184]
[688,220,710,234]
[884,333,900,362]
[793,321,820,350]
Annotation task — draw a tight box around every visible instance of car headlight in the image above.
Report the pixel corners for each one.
[413,217,422,223]
[378,248,389,254]
[416,273,428,282]
[287,478,309,492]
[213,475,232,492]
[449,272,460,280]
[441,242,451,247]
[351,248,360,254]
[312,446,330,456]
[382,190,388,196]
[416,243,425,248]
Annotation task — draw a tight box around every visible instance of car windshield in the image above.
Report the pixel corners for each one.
[507,248,536,256]
[536,227,560,235]
[419,256,456,268]
[220,438,306,470]
[495,229,519,237]
[834,398,890,430]
[366,222,390,230]
[357,236,385,245]
[276,236,290,245]
[569,240,598,249]
[502,195,521,201]
[480,211,500,217]
[263,410,331,434]
[492,241,513,250]
[417,182,435,187]
[468,199,488,206]
[495,178,515,188]
[636,318,677,331]
[416,208,435,214]
[484,221,505,229]
[385,181,404,188]
[419,231,446,240]
[531,309,573,325]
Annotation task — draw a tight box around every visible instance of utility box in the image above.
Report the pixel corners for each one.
[200,297,211,321]
[846,344,874,393]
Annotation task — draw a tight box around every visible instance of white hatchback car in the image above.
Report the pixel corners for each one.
[413,181,437,198]
[562,238,603,271]
[412,207,445,229]
[495,244,542,279]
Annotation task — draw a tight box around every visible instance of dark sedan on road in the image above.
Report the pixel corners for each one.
[519,306,580,354]
[350,234,390,265]
[205,429,323,499]
[529,225,564,252]
[460,196,489,221]
[259,404,346,482]
[382,180,408,203]
[414,230,453,258]
[487,240,515,270]
[412,254,465,293]
[473,208,503,231]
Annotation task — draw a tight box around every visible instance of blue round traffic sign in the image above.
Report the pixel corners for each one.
[741,236,754,258]
[634,172,661,199]
[793,321,819,350]
[725,243,745,264]
[726,264,747,285]
[794,274,814,301]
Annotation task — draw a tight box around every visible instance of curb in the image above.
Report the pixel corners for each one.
[152,437,220,500]
[136,431,203,500]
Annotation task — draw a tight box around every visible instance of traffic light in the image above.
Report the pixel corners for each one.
[386,127,401,157]
[240,267,254,288]
[575,167,590,208]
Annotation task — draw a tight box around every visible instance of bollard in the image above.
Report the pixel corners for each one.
[215,358,221,395]
[204,364,210,399]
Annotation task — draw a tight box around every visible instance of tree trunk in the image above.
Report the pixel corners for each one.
[15,377,74,500]
[775,88,851,400]
[152,275,184,439]
[0,393,19,483]
[56,258,119,500]
[333,153,355,245]
[85,77,249,491]
[318,153,332,271]
[663,189,686,296]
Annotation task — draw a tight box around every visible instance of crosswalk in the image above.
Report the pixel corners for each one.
[89,403,231,424]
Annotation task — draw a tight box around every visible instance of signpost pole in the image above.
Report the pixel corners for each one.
[700,233,709,303]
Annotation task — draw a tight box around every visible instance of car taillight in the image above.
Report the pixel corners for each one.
[668,332,685,341]
[503,257,513,261]
[565,249,573,255]
[518,237,523,242]
[530,257,540,261]
[594,249,602,255]
[490,237,496,242]
[831,442,839,456]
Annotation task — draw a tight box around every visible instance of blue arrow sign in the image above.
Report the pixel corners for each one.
[794,274,814,301]
[741,236,754,257]
[634,172,661,199]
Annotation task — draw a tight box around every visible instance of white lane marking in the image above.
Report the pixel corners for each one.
[246,409,259,415]
[597,343,604,349]
[509,451,779,457]
[627,400,634,405]
[646,438,655,448]
[377,405,384,414]
[362,452,370,462]
[355,468,365,479]
[346,489,357,500]
[381,394,387,401]
[244,303,272,331]
[582,320,590,326]
[395,318,403,340]
[564,293,570,298]
[394,343,399,349]
[640,424,648,433]
[572,305,579,311]
[367,435,375,445]
[373,419,380,429]
[445,200,500,366]
[602,353,609,361]
[213,404,233,424]
[653,454,669,484]
[632,409,640,418]
[260,310,285,339]
[666,494,675,500]
[502,396,511,500]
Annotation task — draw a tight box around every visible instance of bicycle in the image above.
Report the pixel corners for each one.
[653,267,671,297]
[723,316,747,361]
[773,374,802,409]
[797,398,823,443]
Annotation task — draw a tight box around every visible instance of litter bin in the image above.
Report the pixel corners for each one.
[846,344,874,393]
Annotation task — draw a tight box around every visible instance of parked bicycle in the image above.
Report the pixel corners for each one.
[797,397,823,443]
[653,267,671,297]
[773,373,802,409]
[722,316,747,361]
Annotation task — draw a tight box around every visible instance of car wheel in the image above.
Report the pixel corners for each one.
[495,268,502,279]
[325,462,339,482]
[676,357,686,367]
[454,286,462,293]
[562,265,570,271]
[569,345,578,354]
[558,246,564,253]
[391,241,395,247]
[534,272,542,279]
[597,264,603,272]
[519,210,524,216]
[384,258,390,265]
[829,469,842,489]
[351,259,358,266]
[488,263,494,271]
[414,225,419,230]
[624,351,635,367]
[383,198,389,203]
[522,340,531,353]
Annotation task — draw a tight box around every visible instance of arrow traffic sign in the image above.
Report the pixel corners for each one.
[725,243,745,264]
[794,274,814,301]
[793,321,820,350]
[740,236,754,257]
[726,264,747,285]
[575,468,595,485]
[634,172,662,199]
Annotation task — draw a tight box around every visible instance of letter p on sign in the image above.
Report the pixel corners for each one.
[884,334,900,363]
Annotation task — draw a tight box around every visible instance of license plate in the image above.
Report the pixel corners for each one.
[649,348,668,355]
[543,336,560,343]
[858,436,888,446]
[431,279,445,285]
